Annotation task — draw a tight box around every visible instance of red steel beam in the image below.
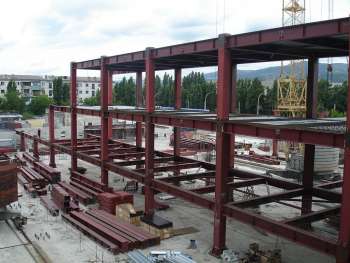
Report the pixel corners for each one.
[18,130,344,257]
[70,62,78,173]
[337,34,350,263]
[75,18,348,70]
[135,71,143,149]
[100,56,109,186]
[302,57,318,216]
[317,180,343,189]
[229,64,237,168]
[174,68,182,157]
[134,162,200,174]
[152,180,215,210]
[224,204,337,255]
[114,157,173,167]
[282,205,341,225]
[159,171,216,183]
[49,105,56,168]
[192,178,265,194]
[230,189,304,207]
[52,105,345,148]
[109,152,145,160]
[33,136,39,160]
[108,70,113,139]
[144,47,155,216]
[20,132,25,151]
[212,33,232,256]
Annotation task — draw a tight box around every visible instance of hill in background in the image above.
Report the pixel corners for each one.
[204,63,348,85]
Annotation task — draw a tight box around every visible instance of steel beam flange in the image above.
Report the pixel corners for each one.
[336,243,350,263]
[275,129,281,139]
[344,132,350,148]
[216,121,225,133]
[217,33,231,48]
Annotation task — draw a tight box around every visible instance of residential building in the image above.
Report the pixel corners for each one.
[0,74,102,104]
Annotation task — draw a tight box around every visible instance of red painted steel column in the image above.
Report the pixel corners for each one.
[337,36,350,263]
[144,47,155,216]
[173,68,182,179]
[272,139,278,157]
[212,34,231,256]
[100,56,109,186]
[227,64,236,201]
[33,135,39,160]
[70,62,78,174]
[135,71,143,149]
[229,64,236,168]
[20,132,25,151]
[49,105,56,168]
[302,58,318,216]
[107,70,113,139]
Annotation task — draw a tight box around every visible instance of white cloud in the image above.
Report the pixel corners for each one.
[0,0,348,76]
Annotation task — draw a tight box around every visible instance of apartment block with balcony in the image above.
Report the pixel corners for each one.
[0,75,103,104]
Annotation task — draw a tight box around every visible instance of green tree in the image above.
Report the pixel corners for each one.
[182,72,215,110]
[62,83,70,105]
[3,80,25,113]
[7,80,17,92]
[53,77,63,104]
[28,95,53,115]
[113,77,135,106]
[53,77,70,105]
[237,78,265,114]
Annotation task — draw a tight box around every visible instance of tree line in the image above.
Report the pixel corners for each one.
[1,75,347,118]
[82,71,281,115]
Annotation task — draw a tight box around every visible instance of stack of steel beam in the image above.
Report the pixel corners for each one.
[21,152,61,183]
[19,166,47,188]
[0,162,18,208]
[40,195,59,216]
[70,180,102,198]
[51,184,71,212]
[22,152,37,164]
[33,161,61,183]
[62,209,159,253]
[58,181,94,205]
[71,171,111,192]
[97,192,133,215]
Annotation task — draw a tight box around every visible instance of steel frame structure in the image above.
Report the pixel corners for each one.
[17,17,350,262]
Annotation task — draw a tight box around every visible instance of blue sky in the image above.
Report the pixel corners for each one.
[0,0,348,77]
